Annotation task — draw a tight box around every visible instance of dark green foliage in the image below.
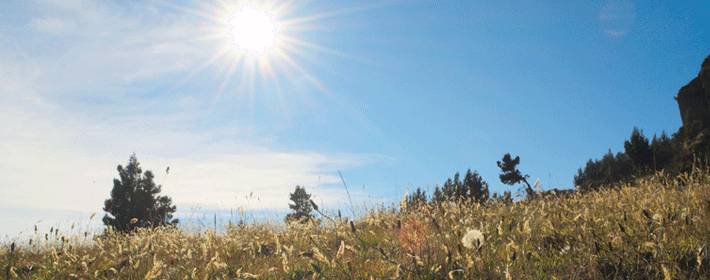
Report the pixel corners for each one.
[650,131,677,172]
[576,127,683,193]
[285,185,313,223]
[404,187,427,211]
[574,150,634,193]
[103,154,178,232]
[490,190,513,204]
[432,169,488,204]
[624,127,652,173]
[441,177,455,202]
[432,186,444,205]
[497,154,534,198]
[462,169,489,202]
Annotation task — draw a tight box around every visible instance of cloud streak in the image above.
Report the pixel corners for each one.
[0,89,380,226]
[0,0,391,238]
[3,0,209,98]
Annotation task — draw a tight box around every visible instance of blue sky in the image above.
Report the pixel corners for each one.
[1,0,709,239]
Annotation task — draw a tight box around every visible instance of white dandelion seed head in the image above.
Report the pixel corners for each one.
[462,229,484,249]
[652,213,663,223]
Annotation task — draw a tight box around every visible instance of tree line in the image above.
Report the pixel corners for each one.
[103,128,685,232]
[102,151,556,230]
[101,153,532,230]
[574,127,680,192]
[401,153,545,211]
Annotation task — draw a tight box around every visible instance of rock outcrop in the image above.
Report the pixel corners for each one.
[675,54,710,158]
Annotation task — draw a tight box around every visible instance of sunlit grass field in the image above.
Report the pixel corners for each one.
[2,169,710,279]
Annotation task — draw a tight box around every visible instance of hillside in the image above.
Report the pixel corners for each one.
[2,169,710,279]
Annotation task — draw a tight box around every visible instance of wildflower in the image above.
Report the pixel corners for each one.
[462,229,484,249]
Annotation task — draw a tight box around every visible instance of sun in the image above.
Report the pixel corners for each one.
[161,0,385,120]
[227,5,277,54]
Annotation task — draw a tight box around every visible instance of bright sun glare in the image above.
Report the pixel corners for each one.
[227,5,277,54]
[164,0,381,119]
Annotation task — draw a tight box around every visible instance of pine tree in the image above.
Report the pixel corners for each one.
[432,186,444,205]
[404,187,427,211]
[574,149,634,192]
[624,127,652,173]
[442,178,455,202]
[103,154,178,232]
[462,169,489,203]
[435,169,488,203]
[650,131,676,172]
[285,185,313,223]
[497,153,535,198]
[456,171,468,199]
[491,190,513,204]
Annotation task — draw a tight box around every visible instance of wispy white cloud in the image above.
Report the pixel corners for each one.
[0,90,383,238]
[0,91,377,209]
[35,0,92,11]
[29,17,78,36]
[5,0,210,98]
[0,0,390,239]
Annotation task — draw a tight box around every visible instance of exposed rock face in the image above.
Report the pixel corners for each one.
[676,55,710,130]
[675,54,710,157]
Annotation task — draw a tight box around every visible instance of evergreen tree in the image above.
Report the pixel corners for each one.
[432,186,444,205]
[462,169,489,203]
[491,190,513,204]
[404,187,427,211]
[442,178,455,201]
[650,131,676,172]
[285,185,313,223]
[434,169,488,203]
[624,127,652,173]
[575,128,681,193]
[497,153,535,198]
[103,154,178,232]
[453,172,463,199]
[574,149,634,192]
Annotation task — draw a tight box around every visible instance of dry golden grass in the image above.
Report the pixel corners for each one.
[2,168,710,279]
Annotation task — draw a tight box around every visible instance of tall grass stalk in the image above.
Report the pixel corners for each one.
[1,170,709,279]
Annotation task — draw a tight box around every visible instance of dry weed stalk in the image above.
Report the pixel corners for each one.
[1,170,710,278]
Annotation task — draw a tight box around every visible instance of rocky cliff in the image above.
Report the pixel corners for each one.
[675,54,710,158]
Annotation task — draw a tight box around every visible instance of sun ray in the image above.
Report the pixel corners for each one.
[153,0,218,21]
[280,2,393,28]
[167,47,232,93]
[156,0,399,131]
[276,50,329,95]
[281,36,383,67]
[267,66,289,120]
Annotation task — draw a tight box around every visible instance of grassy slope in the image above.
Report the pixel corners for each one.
[2,169,710,279]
